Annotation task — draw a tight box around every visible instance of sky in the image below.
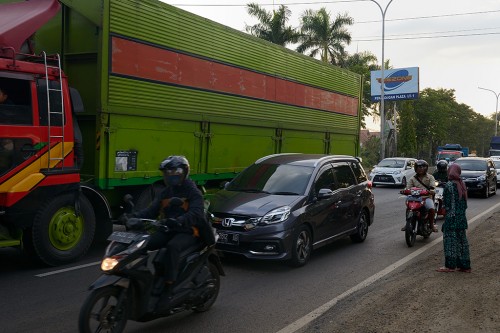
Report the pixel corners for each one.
[164,0,500,130]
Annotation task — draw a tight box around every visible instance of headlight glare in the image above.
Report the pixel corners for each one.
[101,256,121,271]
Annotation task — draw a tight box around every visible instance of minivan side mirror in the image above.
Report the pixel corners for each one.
[318,188,334,199]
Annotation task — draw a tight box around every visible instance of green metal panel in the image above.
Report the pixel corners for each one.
[107,76,359,134]
[332,134,358,155]
[102,114,201,188]
[207,124,276,174]
[281,130,327,154]
[108,0,362,98]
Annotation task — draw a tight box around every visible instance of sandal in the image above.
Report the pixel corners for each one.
[456,268,472,273]
[436,267,455,272]
[432,224,438,232]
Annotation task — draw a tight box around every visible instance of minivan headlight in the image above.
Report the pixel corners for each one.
[260,206,291,224]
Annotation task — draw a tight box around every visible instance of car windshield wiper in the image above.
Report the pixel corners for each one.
[234,188,271,194]
[271,191,300,195]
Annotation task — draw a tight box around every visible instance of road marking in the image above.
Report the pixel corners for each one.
[276,201,500,333]
[35,261,100,278]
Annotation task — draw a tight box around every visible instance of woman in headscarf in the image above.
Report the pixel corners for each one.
[436,163,471,272]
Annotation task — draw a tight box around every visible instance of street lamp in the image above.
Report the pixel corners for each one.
[370,0,394,160]
[478,87,500,136]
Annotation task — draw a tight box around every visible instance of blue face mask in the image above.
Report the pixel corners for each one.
[165,174,182,186]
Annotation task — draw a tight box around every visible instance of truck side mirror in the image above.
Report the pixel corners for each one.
[70,87,85,113]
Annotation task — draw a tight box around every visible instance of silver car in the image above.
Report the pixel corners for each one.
[369,157,417,187]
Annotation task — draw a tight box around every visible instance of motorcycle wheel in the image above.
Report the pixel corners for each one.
[405,213,417,247]
[192,263,221,313]
[78,286,129,333]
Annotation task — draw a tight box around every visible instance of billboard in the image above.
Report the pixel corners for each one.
[370,67,419,102]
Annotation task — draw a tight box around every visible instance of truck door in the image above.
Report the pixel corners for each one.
[0,76,40,185]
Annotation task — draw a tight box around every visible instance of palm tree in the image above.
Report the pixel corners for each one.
[297,8,353,66]
[245,3,300,47]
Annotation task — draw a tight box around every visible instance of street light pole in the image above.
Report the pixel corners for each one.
[478,87,500,136]
[370,0,394,160]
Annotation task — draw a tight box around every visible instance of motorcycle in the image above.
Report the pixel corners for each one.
[78,196,225,333]
[400,187,434,247]
[434,181,446,219]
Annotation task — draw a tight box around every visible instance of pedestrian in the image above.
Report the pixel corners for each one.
[0,87,14,105]
[436,163,471,273]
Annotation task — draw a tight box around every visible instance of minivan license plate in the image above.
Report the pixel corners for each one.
[217,231,239,245]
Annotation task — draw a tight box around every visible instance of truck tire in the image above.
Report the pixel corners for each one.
[32,193,96,266]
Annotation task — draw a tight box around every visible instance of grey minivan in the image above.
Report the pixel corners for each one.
[208,153,375,267]
[454,157,497,198]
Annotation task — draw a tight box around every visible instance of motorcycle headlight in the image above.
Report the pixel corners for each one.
[101,256,121,271]
[260,206,291,225]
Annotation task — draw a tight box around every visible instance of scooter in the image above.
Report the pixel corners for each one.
[434,181,446,219]
[78,196,225,333]
[400,187,434,247]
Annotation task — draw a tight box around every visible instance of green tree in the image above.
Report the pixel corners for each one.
[396,100,417,157]
[245,3,300,46]
[360,135,380,172]
[296,8,354,66]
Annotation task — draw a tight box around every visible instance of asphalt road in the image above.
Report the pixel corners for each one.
[1,186,499,333]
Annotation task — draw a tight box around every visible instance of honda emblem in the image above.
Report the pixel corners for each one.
[222,218,235,227]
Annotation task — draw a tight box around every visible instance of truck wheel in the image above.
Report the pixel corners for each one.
[32,193,96,266]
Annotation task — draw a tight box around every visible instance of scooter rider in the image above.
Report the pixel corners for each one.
[402,159,438,232]
[131,155,206,295]
[433,160,449,183]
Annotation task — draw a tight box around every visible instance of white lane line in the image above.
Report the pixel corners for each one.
[276,201,500,333]
[35,261,100,278]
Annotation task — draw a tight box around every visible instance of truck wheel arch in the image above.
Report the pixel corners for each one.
[80,185,113,242]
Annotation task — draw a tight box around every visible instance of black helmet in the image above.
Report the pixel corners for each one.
[159,155,190,186]
[414,159,429,173]
[436,160,448,172]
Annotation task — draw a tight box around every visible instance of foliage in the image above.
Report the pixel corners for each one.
[342,51,379,128]
[296,8,354,66]
[360,135,380,172]
[245,3,300,46]
[396,88,494,162]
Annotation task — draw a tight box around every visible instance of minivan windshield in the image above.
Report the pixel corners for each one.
[377,159,405,168]
[227,163,313,195]
[455,160,487,171]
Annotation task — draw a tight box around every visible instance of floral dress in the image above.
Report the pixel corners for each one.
[442,181,471,269]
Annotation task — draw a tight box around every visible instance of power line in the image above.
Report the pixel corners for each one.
[360,26,500,39]
[171,0,368,6]
[355,31,500,42]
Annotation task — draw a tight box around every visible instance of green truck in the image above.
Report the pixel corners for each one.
[0,0,363,265]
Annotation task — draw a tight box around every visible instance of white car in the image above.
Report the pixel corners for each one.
[369,157,417,187]
[492,159,500,184]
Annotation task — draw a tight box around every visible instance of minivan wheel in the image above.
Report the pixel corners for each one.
[288,225,312,267]
[350,211,369,243]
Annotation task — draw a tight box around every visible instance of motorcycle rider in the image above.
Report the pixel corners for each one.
[402,159,438,232]
[130,155,206,296]
[433,160,449,183]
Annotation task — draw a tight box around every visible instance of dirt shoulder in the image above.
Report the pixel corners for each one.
[301,212,500,333]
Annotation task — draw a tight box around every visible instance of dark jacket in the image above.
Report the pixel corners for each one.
[134,179,215,245]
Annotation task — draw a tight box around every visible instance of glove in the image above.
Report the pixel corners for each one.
[161,218,181,229]
[118,213,134,225]
[126,217,143,230]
